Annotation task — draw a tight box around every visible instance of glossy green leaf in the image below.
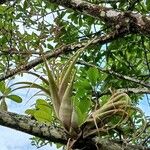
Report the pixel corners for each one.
[36,99,49,106]
[75,106,87,126]
[78,98,91,114]
[7,95,22,103]
[11,82,50,96]
[25,109,36,116]
[0,81,5,93]
[36,99,52,114]
[87,67,99,85]
[34,110,52,123]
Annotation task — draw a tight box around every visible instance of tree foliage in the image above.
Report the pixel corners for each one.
[0,0,150,149]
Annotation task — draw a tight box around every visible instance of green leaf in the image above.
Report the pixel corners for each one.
[76,88,87,97]
[0,81,5,93]
[87,67,99,85]
[34,110,52,123]
[75,106,87,126]
[146,0,150,10]
[56,143,63,149]
[47,43,53,49]
[78,98,91,114]
[7,95,22,103]
[15,13,23,19]
[23,0,28,10]
[36,99,52,114]
[36,99,49,106]
[0,5,7,13]
[25,109,36,116]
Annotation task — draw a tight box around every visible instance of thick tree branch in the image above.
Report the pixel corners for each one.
[0,110,67,144]
[47,0,150,36]
[0,29,128,82]
[0,110,150,150]
[76,139,150,150]
[1,0,150,36]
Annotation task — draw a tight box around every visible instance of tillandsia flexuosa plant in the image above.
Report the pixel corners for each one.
[11,36,146,146]
[82,91,146,139]
[11,37,97,136]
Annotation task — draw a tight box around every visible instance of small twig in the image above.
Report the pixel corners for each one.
[78,60,150,88]
[0,29,128,82]
[94,88,150,98]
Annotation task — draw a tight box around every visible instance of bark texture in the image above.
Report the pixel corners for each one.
[0,110,150,150]
[0,110,67,144]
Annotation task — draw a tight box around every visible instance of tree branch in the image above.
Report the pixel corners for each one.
[47,0,150,36]
[2,0,150,35]
[78,61,150,88]
[0,110,150,150]
[80,138,150,150]
[0,29,128,82]
[0,110,67,144]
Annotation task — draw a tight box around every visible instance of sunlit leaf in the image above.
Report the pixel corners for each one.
[87,67,99,85]
[34,110,52,123]
[7,95,22,103]
[25,109,36,116]
[0,81,5,94]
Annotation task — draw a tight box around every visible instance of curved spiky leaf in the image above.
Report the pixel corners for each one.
[42,55,60,117]
[59,37,96,99]
[28,72,49,85]
[11,82,50,96]
[59,71,76,131]
[58,51,81,99]
[0,99,7,111]
[7,95,22,103]
[108,92,131,103]
[83,109,129,138]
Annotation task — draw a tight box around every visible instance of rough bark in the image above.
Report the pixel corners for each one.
[0,110,149,150]
[0,110,67,144]
[46,0,150,36]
